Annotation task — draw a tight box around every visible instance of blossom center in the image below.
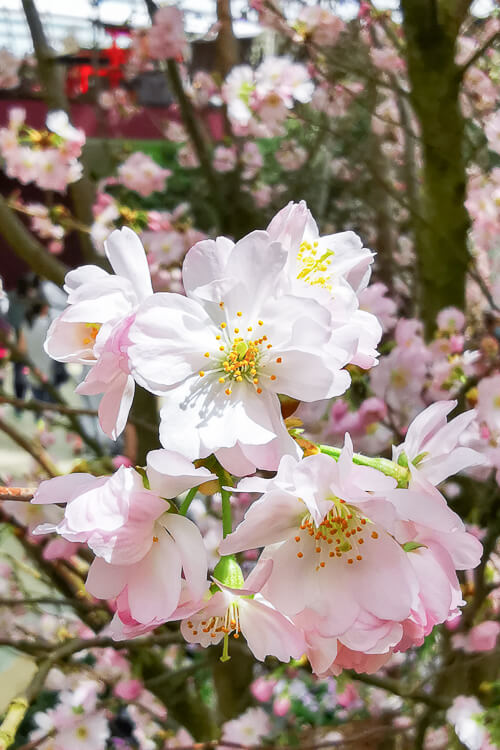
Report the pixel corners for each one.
[295,498,377,569]
[296,240,334,290]
[186,601,241,640]
[82,322,101,347]
[198,304,282,397]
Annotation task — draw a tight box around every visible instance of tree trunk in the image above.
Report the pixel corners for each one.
[215,0,239,78]
[401,0,472,337]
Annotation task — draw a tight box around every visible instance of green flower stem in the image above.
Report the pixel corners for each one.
[319,444,410,488]
[220,486,233,538]
[179,486,199,516]
[206,455,234,538]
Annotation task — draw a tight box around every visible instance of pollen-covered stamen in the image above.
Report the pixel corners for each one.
[82,322,101,347]
[185,601,242,640]
[296,240,334,291]
[202,304,280,396]
[295,499,374,568]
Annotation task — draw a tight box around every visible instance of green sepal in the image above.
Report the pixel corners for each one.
[402,541,427,552]
[213,555,244,589]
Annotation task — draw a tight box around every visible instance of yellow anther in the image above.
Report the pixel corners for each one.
[234,327,239,334]
[237,311,242,317]
[225,388,232,395]
[204,352,210,358]
[216,335,221,340]
[199,371,205,377]
[220,322,226,329]
[258,320,263,326]
[219,377,225,384]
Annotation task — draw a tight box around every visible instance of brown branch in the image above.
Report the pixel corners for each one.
[0,195,67,286]
[0,414,59,477]
[460,30,500,76]
[134,723,413,749]
[0,393,158,435]
[0,334,104,455]
[346,670,447,709]
[0,596,107,612]
[0,487,35,502]
[15,731,53,750]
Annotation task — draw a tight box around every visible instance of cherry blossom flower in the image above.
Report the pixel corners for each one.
[129,230,354,474]
[392,401,485,487]
[294,7,345,46]
[147,6,187,60]
[32,450,214,627]
[220,439,418,629]
[436,306,466,333]
[221,707,271,748]
[45,227,153,438]
[267,201,381,369]
[446,696,491,750]
[213,145,237,172]
[117,152,171,197]
[181,560,305,661]
[358,282,397,333]
[477,374,500,438]
[455,621,500,653]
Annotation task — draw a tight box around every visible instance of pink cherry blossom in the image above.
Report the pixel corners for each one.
[147,6,187,61]
[463,621,500,653]
[250,676,277,702]
[113,679,143,700]
[181,560,305,662]
[221,707,271,748]
[295,7,345,46]
[213,145,237,173]
[32,451,214,628]
[117,152,171,197]
[392,401,484,486]
[220,438,418,629]
[477,374,500,438]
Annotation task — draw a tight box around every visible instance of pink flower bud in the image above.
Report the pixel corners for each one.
[273,695,291,716]
[114,679,143,701]
[250,677,276,703]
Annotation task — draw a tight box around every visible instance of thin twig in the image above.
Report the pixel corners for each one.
[0,487,35,502]
[460,30,500,75]
[0,415,59,477]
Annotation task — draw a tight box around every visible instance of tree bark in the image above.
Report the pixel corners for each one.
[215,0,239,78]
[401,0,472,337]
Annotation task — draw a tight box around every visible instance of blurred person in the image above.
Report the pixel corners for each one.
[6,276,30,403]
[18,296,55,405]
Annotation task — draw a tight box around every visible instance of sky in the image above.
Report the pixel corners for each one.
[0,0,495,56]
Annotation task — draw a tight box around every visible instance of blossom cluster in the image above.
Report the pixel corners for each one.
[31,201,484,676]
[0,109,84,192]
[222,57,314,136]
